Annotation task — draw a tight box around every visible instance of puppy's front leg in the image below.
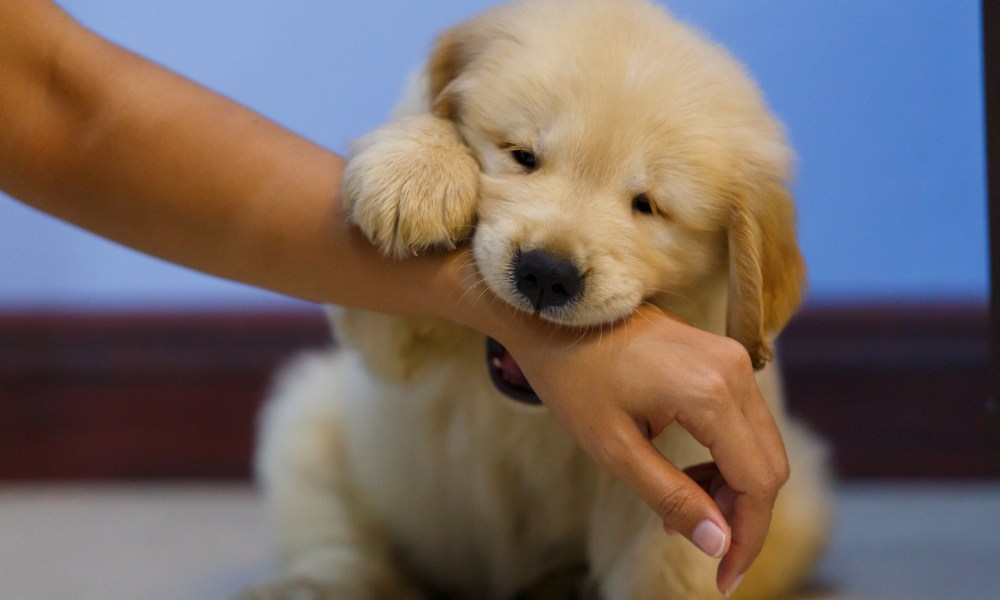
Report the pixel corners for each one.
[239,352,423,600]
[343,114,480,258]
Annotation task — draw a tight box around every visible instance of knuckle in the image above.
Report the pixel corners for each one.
[702,368,731,398]
[695,373,736,422]
[695,367,732,404]
[753,462,790,497]
[763,451,792,493]
[654,485,700,525]
[775,457,792,487]
[760,474,782,497]
[719,337,754,375]
[689,339,756,414]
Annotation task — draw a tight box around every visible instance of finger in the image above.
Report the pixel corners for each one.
[739,383,790,487]
[683,405,775,500]
[721,384,788,592]
[666,462,722,535]
[677,404,783,595]
[717,491,775,595]
[712,482,738,525]
[732,365,789,465]
[672,357,788,500]
[682,329,788,482]
[683,463,756,548]
[669,462,735,534]
[597,418,731,560]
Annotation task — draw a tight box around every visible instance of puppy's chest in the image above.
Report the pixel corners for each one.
[345,362,598,595]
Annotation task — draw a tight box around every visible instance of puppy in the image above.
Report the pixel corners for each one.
[245,1,831,598]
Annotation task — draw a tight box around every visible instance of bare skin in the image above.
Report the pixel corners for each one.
[0,1,788,594]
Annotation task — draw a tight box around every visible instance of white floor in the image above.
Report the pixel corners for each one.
[0,483,997,600]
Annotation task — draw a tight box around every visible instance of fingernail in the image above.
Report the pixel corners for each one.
[691,520,727,558]
[724,573,745,598]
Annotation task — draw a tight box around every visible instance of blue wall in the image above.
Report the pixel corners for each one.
[0,0,987,309]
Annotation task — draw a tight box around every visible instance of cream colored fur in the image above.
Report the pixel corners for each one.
[244,1,831,598]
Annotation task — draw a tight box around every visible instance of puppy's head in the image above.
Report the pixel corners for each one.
[430,0,804,370]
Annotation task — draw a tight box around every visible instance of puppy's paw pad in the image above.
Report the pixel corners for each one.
[343,114,480,258]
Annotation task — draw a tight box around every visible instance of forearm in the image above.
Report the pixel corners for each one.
[0,1,469,320]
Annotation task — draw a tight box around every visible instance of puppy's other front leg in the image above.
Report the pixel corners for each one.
[343,114,480,258]
[240,352,421,600]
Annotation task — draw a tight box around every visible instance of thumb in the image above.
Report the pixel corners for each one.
[597,419,732,560]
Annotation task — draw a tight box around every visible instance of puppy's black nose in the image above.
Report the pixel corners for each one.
[512,250,583,310]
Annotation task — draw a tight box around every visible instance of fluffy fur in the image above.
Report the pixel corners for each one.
[243,1,831,598]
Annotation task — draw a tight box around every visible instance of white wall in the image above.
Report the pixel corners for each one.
[0,0,987,310]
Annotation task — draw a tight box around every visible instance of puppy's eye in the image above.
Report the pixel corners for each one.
[510,149,538,171]
[632,194,655,215]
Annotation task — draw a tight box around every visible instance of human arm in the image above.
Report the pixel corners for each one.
[0,0,441,314]
[0,1,786,593]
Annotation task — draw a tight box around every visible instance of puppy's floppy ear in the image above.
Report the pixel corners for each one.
[425,14,498,119]
[726,178,806,369]
[426,26,467,118]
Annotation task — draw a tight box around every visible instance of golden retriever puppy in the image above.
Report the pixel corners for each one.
[246,1,831,598]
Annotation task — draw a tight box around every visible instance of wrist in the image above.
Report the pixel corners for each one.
[431,247,531,345]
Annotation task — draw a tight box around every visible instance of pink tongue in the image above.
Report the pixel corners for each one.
[500,351,531,388]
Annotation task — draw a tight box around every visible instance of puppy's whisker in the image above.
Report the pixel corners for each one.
[458,269,483,288]
[568,327,589,350]
[646,288,693,303]
[456,280,479,305]
[634,301,676,336]
[456,268,488,303]
[473,286,493,308]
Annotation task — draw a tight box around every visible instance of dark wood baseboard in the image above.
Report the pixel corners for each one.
[778,303,993,478]
[0,312,330,480]
[1,303,993,480]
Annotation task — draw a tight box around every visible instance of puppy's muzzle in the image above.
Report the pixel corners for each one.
[512,250,584,310]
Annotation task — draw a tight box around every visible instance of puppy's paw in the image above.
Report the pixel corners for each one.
[343,113,480,258]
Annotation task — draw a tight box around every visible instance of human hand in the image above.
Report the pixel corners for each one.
[497,303,789,597]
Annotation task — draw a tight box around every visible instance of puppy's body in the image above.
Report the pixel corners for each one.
[248,1,831,598]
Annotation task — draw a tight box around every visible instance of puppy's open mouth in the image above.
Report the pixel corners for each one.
[487,337,542,406]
